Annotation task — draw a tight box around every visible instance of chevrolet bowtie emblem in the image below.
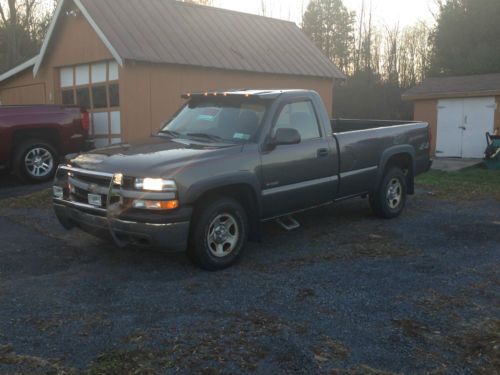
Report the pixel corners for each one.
[88,183,98,193]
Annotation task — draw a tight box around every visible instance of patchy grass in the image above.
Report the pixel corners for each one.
[416,167,500,201]
[264,234,412,271]
[392,318,431,338]
[313,336,350,364]
[449,319,500,375]
[0,188,52,209]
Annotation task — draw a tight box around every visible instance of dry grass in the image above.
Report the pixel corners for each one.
[0,188,52,210]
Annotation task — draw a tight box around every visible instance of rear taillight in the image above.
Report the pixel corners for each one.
[81,111,90,132]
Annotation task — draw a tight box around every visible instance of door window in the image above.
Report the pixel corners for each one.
[274,101,321,141]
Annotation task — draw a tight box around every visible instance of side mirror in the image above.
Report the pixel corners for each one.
[270,128,301,147]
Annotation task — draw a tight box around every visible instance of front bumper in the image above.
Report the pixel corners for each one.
[54,202,190,251]
[53,165,191,252]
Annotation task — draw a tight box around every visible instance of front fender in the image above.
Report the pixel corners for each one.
[184,171,261,206]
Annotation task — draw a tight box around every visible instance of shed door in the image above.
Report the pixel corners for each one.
[436,99,463,157]
[437,97,495,158]
[461,97,496,158]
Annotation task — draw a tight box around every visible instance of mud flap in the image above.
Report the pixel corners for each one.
[106,173,129,248]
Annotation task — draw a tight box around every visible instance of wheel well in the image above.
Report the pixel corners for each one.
[193,184,261,241]
[385,153,414,194]
[12,129,60,155]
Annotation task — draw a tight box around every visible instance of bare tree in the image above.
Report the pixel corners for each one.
[0,0,55,73]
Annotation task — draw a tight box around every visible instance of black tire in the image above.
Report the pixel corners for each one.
[188,197,248,271]
[370,167,407,219]
[13,139,58,183]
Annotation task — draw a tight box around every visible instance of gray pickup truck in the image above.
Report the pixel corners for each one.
[53,90,431,270]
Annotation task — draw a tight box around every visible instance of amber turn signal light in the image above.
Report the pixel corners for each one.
[132,199,179,210]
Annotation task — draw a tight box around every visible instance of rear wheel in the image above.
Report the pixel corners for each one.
[14,139,58,183]
[188,197,248,271]
[370,167,407,219]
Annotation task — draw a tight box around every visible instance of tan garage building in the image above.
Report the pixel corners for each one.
[403,74,500,158]
[0,0,345,148]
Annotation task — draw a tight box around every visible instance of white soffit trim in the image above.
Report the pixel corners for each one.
[0,55,39,83]
[33,0,65,76]
[33,0,123,77]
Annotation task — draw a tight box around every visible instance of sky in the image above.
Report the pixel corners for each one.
[212,0,437,27]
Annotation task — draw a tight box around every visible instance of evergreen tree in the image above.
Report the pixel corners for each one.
[430,0,500,76]
[302,0,355,72]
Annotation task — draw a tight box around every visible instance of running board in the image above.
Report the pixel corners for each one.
[275,215,300,231]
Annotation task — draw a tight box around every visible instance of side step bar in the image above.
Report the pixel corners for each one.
[275,215,300,231]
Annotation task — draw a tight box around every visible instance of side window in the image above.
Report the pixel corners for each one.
[274,101,321,141]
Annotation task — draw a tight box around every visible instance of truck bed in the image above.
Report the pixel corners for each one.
[330,118,430,198]
[331,118,419,133]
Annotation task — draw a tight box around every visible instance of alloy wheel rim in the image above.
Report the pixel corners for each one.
[207,213,239,258]
[25,147,53,177]
[386,178,402,209]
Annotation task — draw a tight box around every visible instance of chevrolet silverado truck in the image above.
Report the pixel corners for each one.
[0,105,91,182]
[53,90,432,270]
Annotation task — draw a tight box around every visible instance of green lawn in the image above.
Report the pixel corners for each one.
[416,167,500,201]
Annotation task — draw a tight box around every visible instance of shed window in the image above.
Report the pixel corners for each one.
[60,67,73,88]
[91,62,107,83]
[92,86,108,108]
[109,84,119,107]
[76,88,91,108]
[109,62,119,81]
[59,61,120,147]
[75,65,89,86]
[62,89,75,105]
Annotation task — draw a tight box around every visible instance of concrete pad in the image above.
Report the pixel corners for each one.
[431,157,483,172]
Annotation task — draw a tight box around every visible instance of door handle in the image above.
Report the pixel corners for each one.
[317,148,329,158]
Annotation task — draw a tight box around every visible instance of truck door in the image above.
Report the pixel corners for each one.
[260,99,337,218]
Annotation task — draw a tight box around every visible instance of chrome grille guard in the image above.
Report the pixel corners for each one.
[53,165,176,248]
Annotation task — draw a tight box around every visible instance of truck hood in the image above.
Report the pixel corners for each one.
[69,136,242,177]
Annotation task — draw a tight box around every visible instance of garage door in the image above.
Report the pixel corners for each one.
[59,61,120,148]
[437,97,495,158]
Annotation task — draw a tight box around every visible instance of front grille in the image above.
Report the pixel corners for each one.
[67,170,114,209]
[74,173,111,186]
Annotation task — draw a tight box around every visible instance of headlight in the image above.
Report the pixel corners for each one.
[134,178,177,191]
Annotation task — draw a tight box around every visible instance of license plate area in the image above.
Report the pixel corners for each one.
[88,193,102,207]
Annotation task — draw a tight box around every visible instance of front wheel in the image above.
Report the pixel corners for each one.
[370,167,407,219]
[188,197,248,271]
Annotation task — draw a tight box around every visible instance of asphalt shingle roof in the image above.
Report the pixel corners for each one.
[403,73,500,100]
[79,0,345,79]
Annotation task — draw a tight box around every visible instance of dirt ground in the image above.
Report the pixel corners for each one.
[0,188,498,374]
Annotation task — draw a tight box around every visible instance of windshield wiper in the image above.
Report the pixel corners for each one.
[186,133,224,142]
[158,130,181,138]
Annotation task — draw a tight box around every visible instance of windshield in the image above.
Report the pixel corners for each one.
[160,99,268,143]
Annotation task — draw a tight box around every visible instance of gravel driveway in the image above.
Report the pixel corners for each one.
[0,192,498,374]
[0,174,51,199]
